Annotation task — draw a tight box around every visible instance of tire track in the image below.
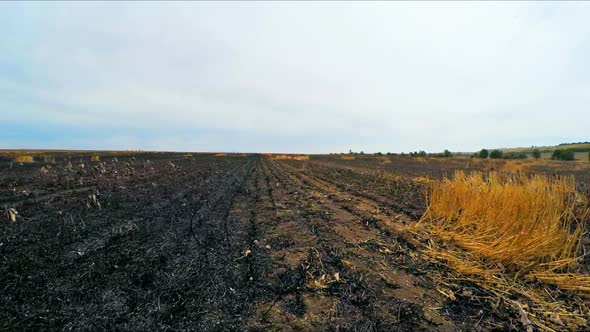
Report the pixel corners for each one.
[267,159,456,330]
[249,159,453,331]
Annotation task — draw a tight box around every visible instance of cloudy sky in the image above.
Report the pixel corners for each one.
[1,2,589,153]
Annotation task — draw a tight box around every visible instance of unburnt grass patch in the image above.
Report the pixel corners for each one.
[414,170,590,330]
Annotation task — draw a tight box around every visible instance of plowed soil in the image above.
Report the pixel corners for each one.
[1,153,588,331]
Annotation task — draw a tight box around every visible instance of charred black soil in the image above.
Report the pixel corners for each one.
[1,153,588,331]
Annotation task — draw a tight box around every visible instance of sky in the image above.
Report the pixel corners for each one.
[1,2,589,153]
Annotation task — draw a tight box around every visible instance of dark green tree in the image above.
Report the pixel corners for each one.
[478,149,489,159]
[490,150,503,159]
[532,149,541,159]
[551,149,575,160]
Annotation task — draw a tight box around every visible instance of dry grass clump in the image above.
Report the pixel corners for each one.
[414,171,590,329]
[214,153,251,158]
[416,171,590,330]
[15,155,34,163]
[421,171,584,274]
[500,160,530,173]
[414,176,432,183]
[266,154,309,161]
[376,156,392,164]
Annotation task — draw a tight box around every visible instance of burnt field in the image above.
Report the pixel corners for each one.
[1,153,589,331]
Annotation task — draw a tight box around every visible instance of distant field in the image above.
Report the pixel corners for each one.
[492,143,590,161]
[0,149,171,156]
[0,149,215,163]
[0,149,147,160]
[536,151,590,160]
[500,143,590,153]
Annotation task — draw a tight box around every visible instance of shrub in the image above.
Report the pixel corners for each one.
[443,149,452,157]
[489,149,503,159]
[532,149,541,159]
[552,149,575,161]
[478,149,489,159]
[503,152,527,159]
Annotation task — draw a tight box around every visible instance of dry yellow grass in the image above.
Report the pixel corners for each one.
[376,156,392,164]
[265,154,309,161]
[419,171,585,274]
[214,153,251,157]
[412,171,590,329]
[90,155,100,162]
[500,160,529,173]
[15,155,34,163]
[414,176,432,183]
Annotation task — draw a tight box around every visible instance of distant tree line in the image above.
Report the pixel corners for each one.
[343,147,584,162]
[473,147,577,161]
[474,149,527,160]
[558,141,590,146]
[345,150,454,158]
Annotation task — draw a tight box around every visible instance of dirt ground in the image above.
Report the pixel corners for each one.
[1,153,588,331]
